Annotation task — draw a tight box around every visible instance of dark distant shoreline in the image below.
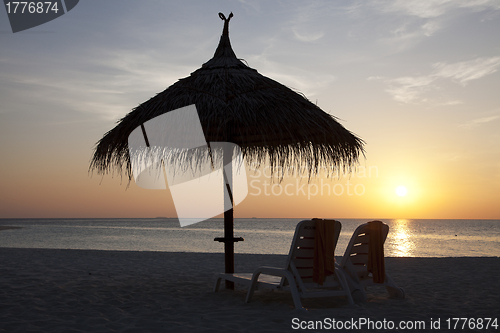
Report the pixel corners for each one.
[0,226,22,231]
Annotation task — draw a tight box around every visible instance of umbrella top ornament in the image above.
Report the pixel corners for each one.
[90,12,364,181]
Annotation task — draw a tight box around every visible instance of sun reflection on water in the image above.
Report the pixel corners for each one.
[389,219,416,257]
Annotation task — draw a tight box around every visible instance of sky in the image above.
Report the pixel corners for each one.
[1,0,499,220]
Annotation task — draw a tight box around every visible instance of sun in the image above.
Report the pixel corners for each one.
[396,186,408,197]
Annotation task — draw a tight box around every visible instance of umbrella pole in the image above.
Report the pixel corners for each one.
[224,206,235,289]
[223,146,235,290]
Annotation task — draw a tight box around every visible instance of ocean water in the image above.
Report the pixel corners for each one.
[0,218,499,257]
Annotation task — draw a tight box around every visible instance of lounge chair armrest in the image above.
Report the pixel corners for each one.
[252,266,293,279]
[246,266,303,310]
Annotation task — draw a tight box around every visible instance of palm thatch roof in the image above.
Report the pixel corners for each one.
[90,12,364,180]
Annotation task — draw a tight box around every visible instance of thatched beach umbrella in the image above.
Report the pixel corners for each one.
[90,13,364,288]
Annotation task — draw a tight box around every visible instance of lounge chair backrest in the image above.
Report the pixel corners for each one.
[282,219,341,286]
[340,221,389,279]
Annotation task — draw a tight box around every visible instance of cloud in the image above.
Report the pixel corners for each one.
[433,57,500,85]
[286,3,328,43]
[459,114,500,129]
[377,0,500,19]
[237,0,262,13]
[292,29,324,42]
[384,76,436,103]
[371,56,500,103]
[0,47,195,122]
[421,21,441,36]
[379,0,455,18]
[367,0,500,51]
[437,100,463,106]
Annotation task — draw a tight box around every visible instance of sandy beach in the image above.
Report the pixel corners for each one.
[0,248,498,332]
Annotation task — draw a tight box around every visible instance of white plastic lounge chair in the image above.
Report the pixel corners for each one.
[338,221,405,302]
[214,219,354,309]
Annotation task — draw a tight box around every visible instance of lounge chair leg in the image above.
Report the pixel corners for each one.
[384,273,405,298]
[214,276,222,292]
[288,283,304,310]
[245,272,261,303]
[351,289,367,303]
[335,268,354,305]
[387,286,405,298]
